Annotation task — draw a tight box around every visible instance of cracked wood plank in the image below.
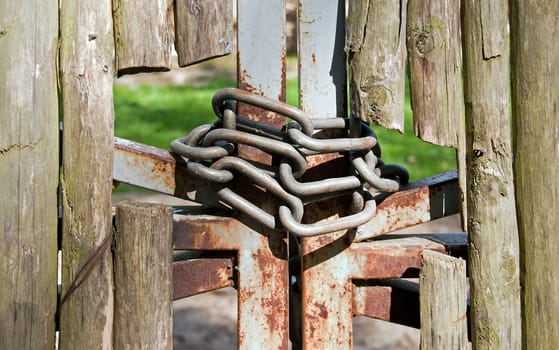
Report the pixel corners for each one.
[59,0,116,348]
[0,0,58,348]
[113,0,173,76]
[463,0,521,348]
[407,0,463,147]
[420,250,468,349]
[175,0,233,67]
[346,0,406,130]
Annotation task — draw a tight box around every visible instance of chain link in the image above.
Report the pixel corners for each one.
[171,88,409,237]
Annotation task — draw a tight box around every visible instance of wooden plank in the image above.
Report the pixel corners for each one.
[462,0,522,348]
[0,0,58,348]
[510,1,559,348]
[114,202,173,350]
[407,0,464,147]
[175,0,233,67]
[58,0,116,348]
[420,250,468,349]
[346,0,406,131]
[298,0,347,117]
[113,0,173,76]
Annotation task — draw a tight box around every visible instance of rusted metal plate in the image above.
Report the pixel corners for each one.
[297,1,354,348]
[237,0,287,166]
[348,238,446,279]
[114,137,178,195]
[173,258,234,300]
[113,137,224,207]
[298,0,347,117]
[172,211,289,350]
[352,282,421,329]
[355,170,460,241]
[237,0,286,102]
[235,2,291,349]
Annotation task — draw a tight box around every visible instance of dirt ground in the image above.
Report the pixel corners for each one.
[113,192,462,350]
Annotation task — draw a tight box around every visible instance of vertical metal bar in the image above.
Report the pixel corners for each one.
[297,1,353,349]
[236,1,289,349]
[298,0,347,118]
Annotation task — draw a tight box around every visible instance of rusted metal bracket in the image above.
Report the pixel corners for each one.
[113,139,463,348]
[172,210,289,348]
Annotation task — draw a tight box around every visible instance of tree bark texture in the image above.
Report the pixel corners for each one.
[58,0,116,348]
[420,250,468,350]
[113,0,173,76]
[114,202,173,350]
[0,0,59,348]
[175,0,233,67]
[510,1,559,348]
[462,1,522,348]
[346,0,406,131]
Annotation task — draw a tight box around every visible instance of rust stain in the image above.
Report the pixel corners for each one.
[315,302,328,318]
[172,258,234,300]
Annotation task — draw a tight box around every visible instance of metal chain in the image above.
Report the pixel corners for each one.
[171,88,409,237]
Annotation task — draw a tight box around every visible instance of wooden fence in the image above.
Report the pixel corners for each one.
[1,0,558,349]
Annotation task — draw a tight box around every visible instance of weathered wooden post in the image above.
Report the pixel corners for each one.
[58,0,116,348]
[420,250,468,350]
[346,0,406,131]
[462,0,522,348]
[406,0,467,228]
[114,202,173,350]
[510,1,559,348]
[0,0,59,348]
[113,0,174,75]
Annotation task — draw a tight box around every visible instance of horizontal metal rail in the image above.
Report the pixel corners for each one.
[113,138,460,240]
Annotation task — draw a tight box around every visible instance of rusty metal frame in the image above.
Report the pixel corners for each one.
[112,1,466,348]
[113,137,462,349]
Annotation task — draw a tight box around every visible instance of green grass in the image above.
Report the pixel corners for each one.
[114,75,455,185]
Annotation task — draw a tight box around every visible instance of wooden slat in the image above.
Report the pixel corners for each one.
[58,0,116,347]
[407,0,464,147]
[114,202,173,350]
[175,0,233,67]
[0,0,58,348]
[113,0,173,76]
[346,0,406,131]
[420,250,468,349]
[511,1,559,348]
[298,0,347,117]
[463,0,522,348]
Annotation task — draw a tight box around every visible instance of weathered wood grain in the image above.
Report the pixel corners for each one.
[175,0,233,67]
[420,250,468,349]
[346,0,406,130]
[113,0,173,76]
[462,0,522,348]
[407,0,463,147]
[0,0,58,348]
[58,0,116,348]
[114,202,173,350]
[511,1,559,348]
